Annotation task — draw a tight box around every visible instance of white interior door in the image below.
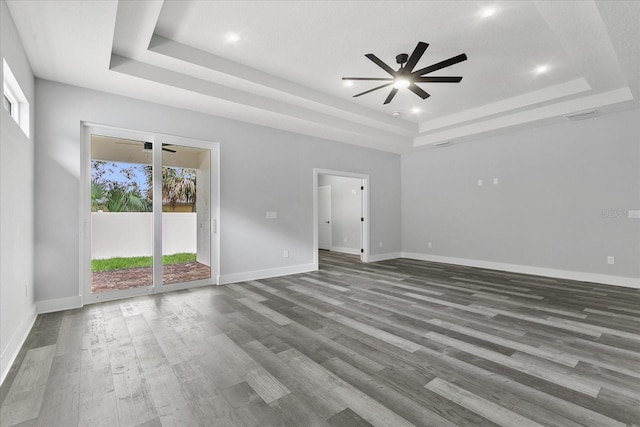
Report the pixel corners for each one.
[318,185,332,250]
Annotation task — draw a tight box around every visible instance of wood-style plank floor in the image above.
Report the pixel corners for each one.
[2,251,639,426]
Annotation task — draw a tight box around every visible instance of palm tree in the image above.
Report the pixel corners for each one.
[92,161,152,212]
[141,165,196,211]
[91,182,106,211]
[92,181,150,212]
[163,167,196,211]
[104,186,150,212]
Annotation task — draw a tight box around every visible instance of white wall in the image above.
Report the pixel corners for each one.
[33,79,401,305]
[402,108,640,286]
[318,175,362,254]
[0,0,36,383]
[91,213,197,259]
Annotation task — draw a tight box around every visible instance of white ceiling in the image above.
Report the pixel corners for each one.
[6,0,640,153]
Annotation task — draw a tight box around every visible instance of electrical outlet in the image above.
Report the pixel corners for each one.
[629,210,640,219]
[379,241,383,248]
[607,256,615,265]
[428,242,432,249]
[344,237,347,243]
[477,179,483,186]
[283,250,289,258]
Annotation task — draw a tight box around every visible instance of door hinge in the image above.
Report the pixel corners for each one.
[361,248,364,253]
[361,217,364,222]
[361,186,364,190]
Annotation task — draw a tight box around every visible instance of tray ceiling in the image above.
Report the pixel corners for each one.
[6,0,639,153]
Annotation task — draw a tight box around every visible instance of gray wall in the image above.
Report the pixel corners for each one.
[0,0,36,381]
[318,175,363,253]
[402,108,640,280]
[34,79,401,303]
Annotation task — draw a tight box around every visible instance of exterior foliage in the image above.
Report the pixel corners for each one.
[92,160,196,212]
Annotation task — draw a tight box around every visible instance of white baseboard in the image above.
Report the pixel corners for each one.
[401,252,640,289]
[219,263,317,285]
[1,305,37,386]
[368,252,402,262]
[36,295,83,314]
[330,246,361,255]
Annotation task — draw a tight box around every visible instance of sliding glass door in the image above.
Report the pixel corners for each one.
[83,126,218,302]
[161,144,212,286]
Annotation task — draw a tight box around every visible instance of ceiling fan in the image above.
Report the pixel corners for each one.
[113,139,177,153]
[342,42,467,104]
[143,142,176,153]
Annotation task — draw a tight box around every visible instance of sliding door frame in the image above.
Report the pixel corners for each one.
[80,123,220,304]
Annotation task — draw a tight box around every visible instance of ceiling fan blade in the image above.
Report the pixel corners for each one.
[415,76,463,83]
[162,148,176,153]
[342,77,394,81]
[404,42,429,73]
[383,88,399,104]
[408,84,430,99]
[353,82,394,97]
[365,54,396,76]
[114,140,143,146]
[412,53,467,77]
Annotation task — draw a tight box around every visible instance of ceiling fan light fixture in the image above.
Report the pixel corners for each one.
[393,78,410,89]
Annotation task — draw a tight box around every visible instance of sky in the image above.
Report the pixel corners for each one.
[92,161,148,192]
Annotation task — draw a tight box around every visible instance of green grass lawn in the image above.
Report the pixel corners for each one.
[92,253,196,272]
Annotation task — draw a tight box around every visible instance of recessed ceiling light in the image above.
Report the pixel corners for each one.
[535,64,550,74]
[411,107,421,114]
[480,7,497,18]
[225,32,240,43]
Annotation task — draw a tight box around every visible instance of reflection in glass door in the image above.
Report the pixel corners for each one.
[161,144,212,285]
[90,135,154,294]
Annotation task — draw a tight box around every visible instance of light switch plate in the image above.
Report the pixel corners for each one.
[266,211,278,219]
[607,256,615,265]
[628,210,640,219]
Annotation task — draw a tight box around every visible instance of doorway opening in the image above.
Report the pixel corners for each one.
[313,169,369,270]
[81,124,219,303]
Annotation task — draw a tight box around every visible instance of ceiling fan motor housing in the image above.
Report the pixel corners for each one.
[396,53,409,65]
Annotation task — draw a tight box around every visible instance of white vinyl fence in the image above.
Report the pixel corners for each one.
[91,212,197,259]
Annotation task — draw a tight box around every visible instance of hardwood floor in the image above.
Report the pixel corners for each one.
[1,251,639,426]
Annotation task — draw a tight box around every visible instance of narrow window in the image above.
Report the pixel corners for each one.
[2,58,29,137]
[3,93,13,116]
